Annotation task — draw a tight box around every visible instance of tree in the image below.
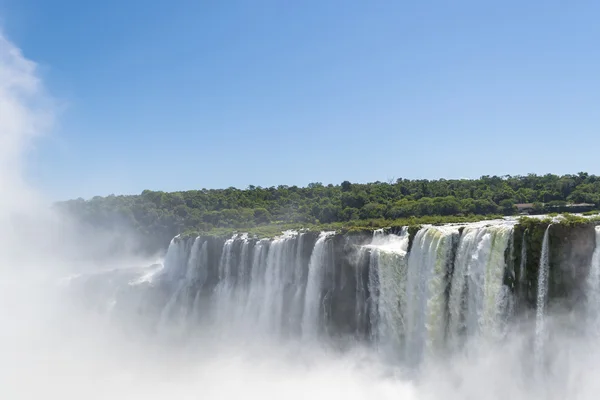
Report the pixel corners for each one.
[341,180,352,192]
[253,208,272,224]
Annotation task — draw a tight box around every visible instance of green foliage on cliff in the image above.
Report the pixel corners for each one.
[178,215,501,239]
[57,172,600,244]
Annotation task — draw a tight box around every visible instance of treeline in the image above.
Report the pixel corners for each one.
[57,173,600,246]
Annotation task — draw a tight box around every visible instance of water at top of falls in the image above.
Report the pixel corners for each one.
[367,228,409,255]
[133,235,185,285]
[534,225,551,368]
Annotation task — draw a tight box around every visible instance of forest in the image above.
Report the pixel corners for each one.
[57,173,600,245]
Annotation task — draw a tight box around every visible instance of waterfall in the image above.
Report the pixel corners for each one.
[158,237,208,335]
[367,238,380,342]
[448,224,514,348]
[213,235,239,326]
[190,241,209,325]
[404,226,458,364]
[534,225,551,367]
[586,226,600,330]
[259,232,297,336]
[365,228,409,351]
[200,231,309,338]
[355,244,371,338]
[77,218,598,371]
[302,231,335,339]
[519,229,528,309]
[159,235,189,282]
[288,233,307,333]
[242,239,269,327]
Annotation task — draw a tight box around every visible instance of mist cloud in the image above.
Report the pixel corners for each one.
[0,33,53,197]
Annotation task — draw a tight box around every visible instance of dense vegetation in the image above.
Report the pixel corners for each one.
[57,173,600,246]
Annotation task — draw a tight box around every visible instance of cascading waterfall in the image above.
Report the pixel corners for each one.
[447,224,514,348]
[213,234,244,327]
[404,226,458,364]
[288,232,307,333]
[302,231,335,339]
[534,225,551,368]
[159,235,189,282]
[365,228,409,351]
[190,241,209,325]
[241,239,269,327]
[367,230,383,341]
[355,245,371,338]
[586,226,600,330]
[76,218,600,373]
[259,232,299,336]
[158,237,205,334]
[519,229,528,309]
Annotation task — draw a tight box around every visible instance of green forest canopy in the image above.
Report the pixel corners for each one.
[57,173,600,244]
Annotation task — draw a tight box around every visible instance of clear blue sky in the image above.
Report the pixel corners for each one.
[2,0,599,200]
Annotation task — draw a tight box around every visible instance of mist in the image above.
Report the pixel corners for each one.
[2,32,600,400]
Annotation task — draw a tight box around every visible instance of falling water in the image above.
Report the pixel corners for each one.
[242,239,269,328]
[190,241,209,325]
[367,231,382,342]
[448,224,514,348]
[519,229,528,308]
[288,233,307,333]
[534,225,551,368]
[404,226,458,364]
[586,226,600,330]
[159,235,189,282]
[159,237,213,335]
[354,244,371,338]
[258,232,299,336]
[302,231,334,339]
[213,235,239,327]
[72,218,600,381]
[365,228,409,350]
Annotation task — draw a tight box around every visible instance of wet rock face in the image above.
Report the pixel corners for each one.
[548,224,596,311]
[512,223,597,313]
[326,232,372,337]
[204,236,227,290]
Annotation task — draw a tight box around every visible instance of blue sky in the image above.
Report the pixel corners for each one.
[1,0,599,200]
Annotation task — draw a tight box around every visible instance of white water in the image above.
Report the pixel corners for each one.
[260,232,299,337]
[587,227,600,329]
[519,230,528,305]
[159,236,188,282]
[242,239,269,327]
[355,244,370,338]
[365,228,409,350]
[302,231,335,339]
[447,224,514,349]
[405,226,458,364]
[534,225,551,367]
[214,235,241,328]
